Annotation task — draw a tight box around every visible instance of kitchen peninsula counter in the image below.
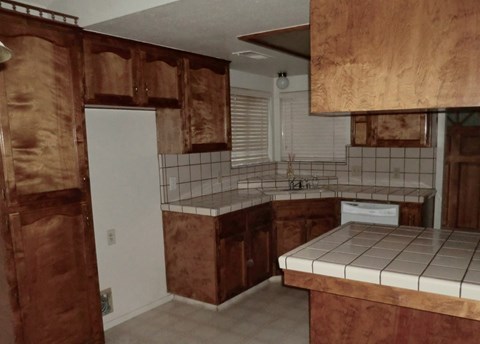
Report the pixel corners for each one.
[280,222,480,343]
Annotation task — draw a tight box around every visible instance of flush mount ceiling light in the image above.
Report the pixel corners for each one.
[276,72,289,90]
[0,41,12,63]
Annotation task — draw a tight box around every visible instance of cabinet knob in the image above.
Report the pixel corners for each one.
[145,83,149,94]
[247,259,254,267]
[134,86,138,93]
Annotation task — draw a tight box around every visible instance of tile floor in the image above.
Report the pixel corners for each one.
[105,281,309,344]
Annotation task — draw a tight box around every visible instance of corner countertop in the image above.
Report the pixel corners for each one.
[161,174,435,216]
[279,222,480,301]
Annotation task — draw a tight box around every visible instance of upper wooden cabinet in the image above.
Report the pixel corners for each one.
[310,0,480,114]
[156,56,231,153]
[83,32,183,108]
[0,12,87,206]
[351,113,432,147]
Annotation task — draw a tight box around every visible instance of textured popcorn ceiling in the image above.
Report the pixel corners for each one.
[86,0,310,77]
[17,0,310,76]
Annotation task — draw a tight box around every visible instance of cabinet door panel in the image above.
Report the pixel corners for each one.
[188,58,231,151]
[10,203,101,344]
[84,34,138,106]
[307,216,336,241]
[374,114,430,147]
[275,220,306,257]
[142,49,183,107]
[219,233,247,303]
[400,203,423,227]
[0,21,83,203]
[249,224,271,286]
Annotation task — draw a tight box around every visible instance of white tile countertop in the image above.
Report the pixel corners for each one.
[162,183,435,216]
[161,189,271,216]
[279,222,480,301]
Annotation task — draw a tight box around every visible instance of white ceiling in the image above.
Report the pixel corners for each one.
[17,0,310,77]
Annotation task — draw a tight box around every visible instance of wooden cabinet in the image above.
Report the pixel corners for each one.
[273,199,339,270]
[83,32,183,108]
[351,114,432,147]
[310,0,480,114]
[156,55,231,153]
[9,204,100,344]
[0,11,103,343]
[163,203,272,305]
[400,202,423,227]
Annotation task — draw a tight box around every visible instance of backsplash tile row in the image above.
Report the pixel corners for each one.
[276,147,436,189]
[159,147,436,204]
[159,151,276,203]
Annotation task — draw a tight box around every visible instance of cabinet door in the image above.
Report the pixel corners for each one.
[351,114,431,147]
[247,204,272,286]
[218,233,247,303]
[10,203,103,344]
[248,223,272,286]
[373,114,431,147]
[141,46,184,108]
[83,32,140,106]
[307,216,336,241]
[400,203,423,227]
[0,13,86,205]
[275,220,306,257]
[187,57,231,152]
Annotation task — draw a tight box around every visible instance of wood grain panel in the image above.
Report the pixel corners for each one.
[248,224,271,286]
[218,233,247,303]
[142,48,183,107]
[284,270,480,321]
[275,220,306,257]
[310,290,480,344]
[2,35,80,197]
[11,204,100,344]
[83,33,138,105]
[156,108,188,154]
[310,0,480,113]
[443,126,480,230]
[163,211,218,304]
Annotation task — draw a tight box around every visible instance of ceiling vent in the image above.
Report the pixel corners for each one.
[232,50,271,60]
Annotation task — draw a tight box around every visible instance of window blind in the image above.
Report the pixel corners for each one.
[230,89,270,166]
[281,91,349,162]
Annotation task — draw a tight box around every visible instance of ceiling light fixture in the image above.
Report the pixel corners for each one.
[0,41,12,63]
[276,72,289,90]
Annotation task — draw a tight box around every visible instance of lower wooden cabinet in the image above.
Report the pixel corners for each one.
[399,202,424,227]
[273,199,339,272]
[163,203,272,305]
[7,203,103,344]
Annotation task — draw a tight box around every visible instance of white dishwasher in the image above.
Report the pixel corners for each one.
[341,201,399,226]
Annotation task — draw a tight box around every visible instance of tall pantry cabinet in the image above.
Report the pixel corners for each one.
[0,11,103,344]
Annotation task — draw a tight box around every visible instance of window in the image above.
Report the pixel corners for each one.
[230,88,270,166]
[281,91,350,162]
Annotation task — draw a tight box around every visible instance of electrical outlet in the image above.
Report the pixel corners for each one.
[107,229,116,246]
[100,288,113,316]
[169,176,177,191]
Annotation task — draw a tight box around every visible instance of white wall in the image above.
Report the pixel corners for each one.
[85,108,170,330]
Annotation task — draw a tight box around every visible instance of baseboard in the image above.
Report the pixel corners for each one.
[174,277,283,311]
[102,293,174,331]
